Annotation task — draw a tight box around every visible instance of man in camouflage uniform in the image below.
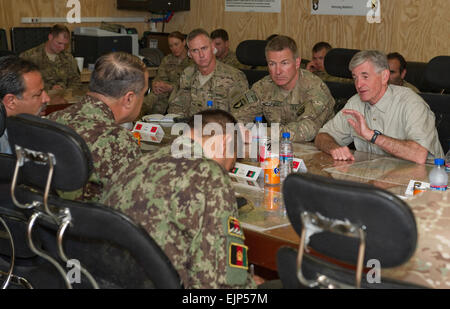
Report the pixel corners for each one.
[232,35,335,143]
[140,31,192,116]
[20,25,81,91]
[47,52,146,202]
[306,42,353,84]
[211,28,250,70]
[168,28,249,117]
[387,52,420,93]
[101,110,257,289]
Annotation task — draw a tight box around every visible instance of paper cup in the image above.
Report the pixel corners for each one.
[75,57,84,72]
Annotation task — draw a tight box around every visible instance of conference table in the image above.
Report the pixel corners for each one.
[140,123,450,289]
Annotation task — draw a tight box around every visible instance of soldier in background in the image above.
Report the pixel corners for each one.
[140,31,192,116]
[210,28,250,70]
[306,41,353,83]
[232,35,335,143]
[20,24,81,92]
[168,28,249,117]
[387,52,420,93]
[101,109,259,289]
[47,52,146,202]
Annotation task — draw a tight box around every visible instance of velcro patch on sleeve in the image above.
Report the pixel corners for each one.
[228,217,244,239]
[229,243,249,270]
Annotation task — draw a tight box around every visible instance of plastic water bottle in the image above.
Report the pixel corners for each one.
[207,100,213,109]
[279,132,293,183]
[251,116,264,162]
[429,158,448,191]
[445,144,450,173]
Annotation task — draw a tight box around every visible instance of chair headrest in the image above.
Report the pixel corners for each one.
[6,114,93,191]
[424,56,450,90]
[324,48,360,79]
[283,173,417,268]
[236,40,268,67]
[0,103,5,137]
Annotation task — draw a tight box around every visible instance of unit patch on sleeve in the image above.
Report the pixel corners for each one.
[227,217,244,239]
[229,243,249,270]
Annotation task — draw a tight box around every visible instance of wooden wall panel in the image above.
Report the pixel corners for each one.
[0,0,448,62]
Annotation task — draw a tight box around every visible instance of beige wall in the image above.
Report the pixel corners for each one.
[1,0,449,62]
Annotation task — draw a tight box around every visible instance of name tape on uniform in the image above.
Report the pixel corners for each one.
[229,163,262,181]
[132,122,165,143]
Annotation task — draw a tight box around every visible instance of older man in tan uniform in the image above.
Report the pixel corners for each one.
[315,50,443,164]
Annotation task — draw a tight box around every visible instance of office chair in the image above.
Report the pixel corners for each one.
[424,56,450,94]
[235,40,269,86]
[277,173,425,289]
[323,48,359,114]
[0,114,182,289]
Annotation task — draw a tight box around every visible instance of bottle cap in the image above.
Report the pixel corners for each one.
[434,158,445,165]
[207,100,213,107]
[282,132,290,139]
[255,116,263,122]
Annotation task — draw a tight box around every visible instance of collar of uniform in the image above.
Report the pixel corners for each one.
[83,95,116,124]
[365,85,393,113]
[171,135,205,159]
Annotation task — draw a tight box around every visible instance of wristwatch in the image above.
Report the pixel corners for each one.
[370,130,382,144]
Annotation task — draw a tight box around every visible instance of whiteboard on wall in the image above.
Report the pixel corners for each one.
[311,0,380,17]
[225,0,281,13]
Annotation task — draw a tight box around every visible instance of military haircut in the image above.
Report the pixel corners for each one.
[187,109,242,155]
[0,55,39,100]
[186,28,211,47]
[168,31,186,42]
[312,41,332,53]
[387,52,407,73]
[266,34,279,41]
[210,29,229,42]
[89,52,147,99]
[50,24,70,38]
[349,50,389,74]
[265,35,299,59]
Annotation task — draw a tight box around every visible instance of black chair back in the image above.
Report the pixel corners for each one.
[278,173,420,288]
[0,114,182,289]
[324,48,360,79]
[419,93,450,153]
[10,27,51,55]
[0,29,8,51]
[236,40,269,86]
[424,56,450,94]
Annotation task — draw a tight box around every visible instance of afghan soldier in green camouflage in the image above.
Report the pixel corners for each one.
[232,36,335,143]
[101,110,256,289]
[47,52,147,202]
[168,29,249,117]
[140,31,193,116]
[387,52,420,93]
[20,25,81,91]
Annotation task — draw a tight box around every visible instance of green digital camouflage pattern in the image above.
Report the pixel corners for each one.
[167,61,249,117]
[20,43,81,91]
[47,95,141,202]
[101,136,256,289]
[313,70,354,84]
[141,54,193,116]
[220,50,251,70]
[383,190,450,288]
[232,69,335,143]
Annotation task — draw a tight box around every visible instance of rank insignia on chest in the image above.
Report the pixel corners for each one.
[229,243,248,270]
[228,217,244,239]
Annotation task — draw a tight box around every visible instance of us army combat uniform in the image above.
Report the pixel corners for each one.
[168,61,249,117]
[219,50,251,70]
[382,190,450,288]
[47,95,141,202]
[313,70,354,84]
[232,69,335,143]
[141,54,192,116]
[101,137,256,289]
[20,43,81,91]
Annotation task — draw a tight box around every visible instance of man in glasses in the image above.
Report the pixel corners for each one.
[48,51,146,202]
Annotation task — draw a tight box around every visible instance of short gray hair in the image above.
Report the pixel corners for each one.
[186,28,210,48]
[349,50,389,73]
